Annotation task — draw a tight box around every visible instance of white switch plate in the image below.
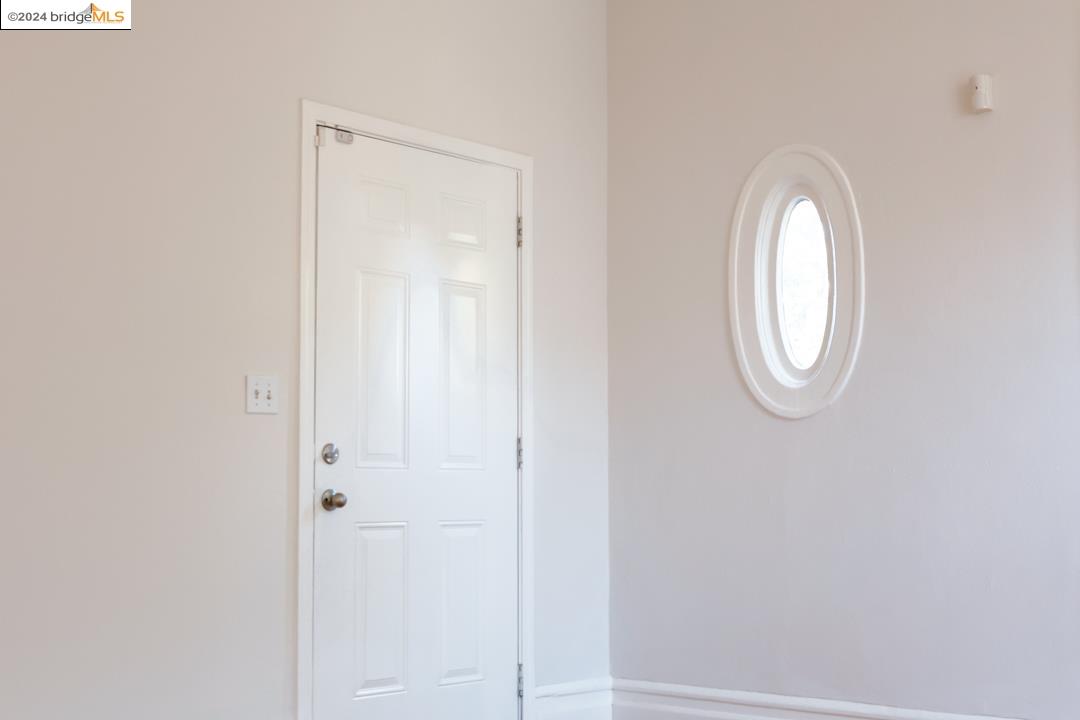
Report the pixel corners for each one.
[246,375,279,414]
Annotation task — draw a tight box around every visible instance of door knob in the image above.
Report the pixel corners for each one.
[321,489,348,511]
[321,443,340,465]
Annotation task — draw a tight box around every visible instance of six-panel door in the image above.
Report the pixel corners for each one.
[314,130,519,720]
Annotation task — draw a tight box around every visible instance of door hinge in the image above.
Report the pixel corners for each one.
[315,127,326,147]
[517,663,524,698]
[516,437,523,470]
[516,215,523,248]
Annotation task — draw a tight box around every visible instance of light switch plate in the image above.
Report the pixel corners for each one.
[246,375,279,414]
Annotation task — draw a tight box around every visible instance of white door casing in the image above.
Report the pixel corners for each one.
[306,114,526,720]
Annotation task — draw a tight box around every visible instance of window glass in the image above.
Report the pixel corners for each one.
[779,199,830,369]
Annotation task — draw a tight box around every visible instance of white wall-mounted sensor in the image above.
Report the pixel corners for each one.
[972,74,994,113]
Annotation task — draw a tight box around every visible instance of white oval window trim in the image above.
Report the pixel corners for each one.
[729,145,865,419]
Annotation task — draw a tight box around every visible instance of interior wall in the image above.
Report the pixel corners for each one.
[0,1,609,717]
[608,2,1080,719]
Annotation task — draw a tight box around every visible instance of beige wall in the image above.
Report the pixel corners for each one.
[0,1,609,717]
[608,1,1080,719]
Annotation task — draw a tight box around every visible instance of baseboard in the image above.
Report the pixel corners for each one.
[536,677,613,720]
[536,677,1022,720]
[613,680,1023,720]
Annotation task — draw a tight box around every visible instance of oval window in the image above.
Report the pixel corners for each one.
[729,145,865,419]
[779,199,830,369]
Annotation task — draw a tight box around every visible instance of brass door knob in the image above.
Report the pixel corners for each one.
[321,489,348,511]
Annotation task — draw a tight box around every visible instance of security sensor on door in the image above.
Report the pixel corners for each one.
[246,375,280,414]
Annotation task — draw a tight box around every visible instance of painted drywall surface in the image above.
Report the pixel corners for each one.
[608,2,1080,719]
[0,1,608,717]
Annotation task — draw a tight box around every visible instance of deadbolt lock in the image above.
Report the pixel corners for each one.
[321,442,340,465]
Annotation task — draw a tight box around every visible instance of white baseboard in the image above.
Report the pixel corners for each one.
[536,678,613,720]
[535,677,1022,720]
[613,680,1023,720]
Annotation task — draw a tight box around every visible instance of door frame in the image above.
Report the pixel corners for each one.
[297,100,536,720]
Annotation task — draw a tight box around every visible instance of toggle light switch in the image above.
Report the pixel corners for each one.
[246,375,280,414]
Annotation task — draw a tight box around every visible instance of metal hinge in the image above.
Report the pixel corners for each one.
[315,127,326,147]
[517,663,524,698]
[516,215,523,247]
[516,437,523,470]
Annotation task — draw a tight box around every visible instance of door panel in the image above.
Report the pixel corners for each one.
[313,128,519,720]
[440,280,486,469]
[352,523,407,697]
[356,270,409,469]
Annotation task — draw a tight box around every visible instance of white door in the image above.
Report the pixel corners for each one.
[313,127,520,720]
